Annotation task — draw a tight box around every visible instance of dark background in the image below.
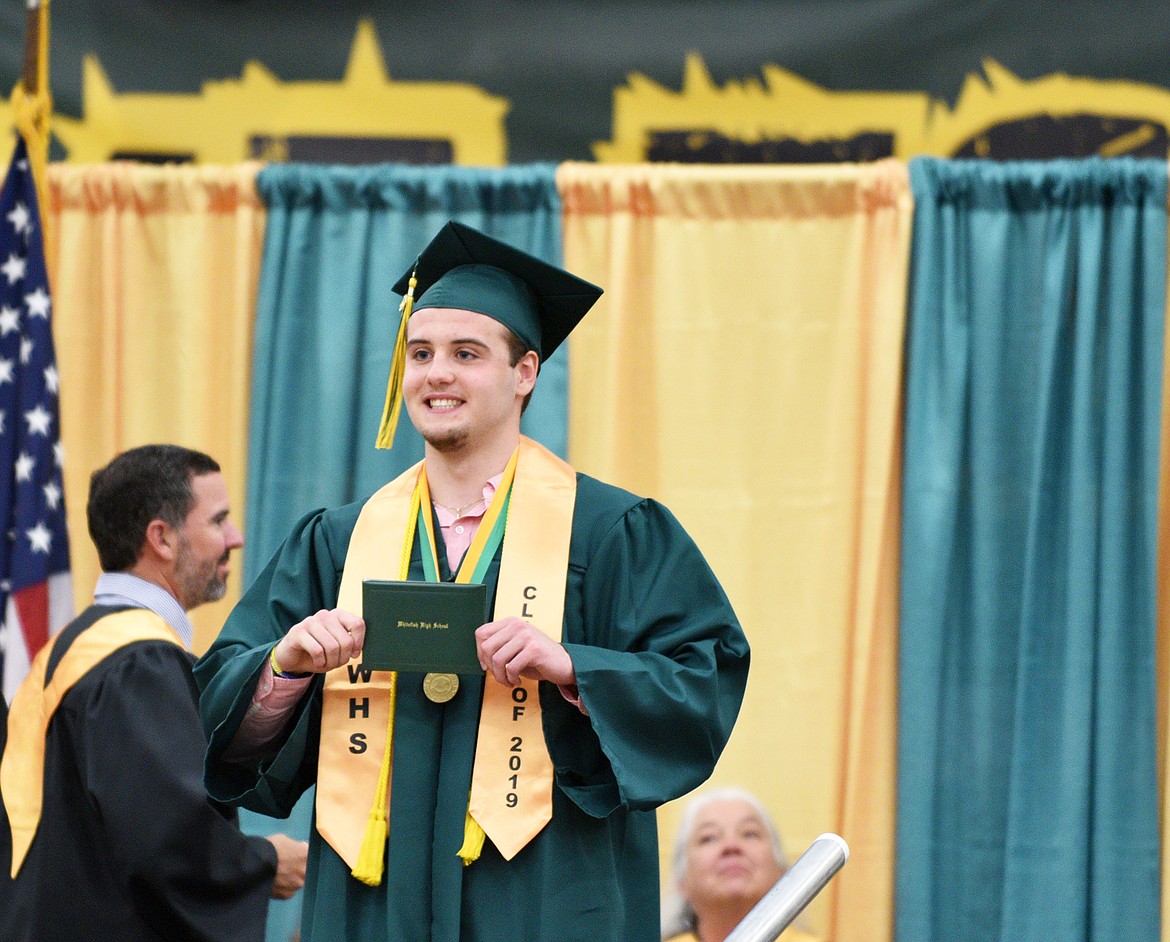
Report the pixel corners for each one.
[1,0,1167,162]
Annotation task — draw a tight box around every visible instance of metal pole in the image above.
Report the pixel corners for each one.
[724,833,849,942]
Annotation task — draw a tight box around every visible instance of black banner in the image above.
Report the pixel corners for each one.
[2,0,1169,164]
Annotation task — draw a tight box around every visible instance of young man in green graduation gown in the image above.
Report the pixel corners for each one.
[194,222,751,942]
[0,444,307,941]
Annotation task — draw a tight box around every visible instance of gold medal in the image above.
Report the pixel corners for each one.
[423,672,459,703]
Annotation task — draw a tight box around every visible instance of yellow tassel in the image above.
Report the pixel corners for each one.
[351,808,388,886]
[456,810,486,866]
[375,273,417,450]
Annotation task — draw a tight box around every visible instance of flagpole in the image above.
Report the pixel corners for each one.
[13,0,52,272]
[0,0,72,702]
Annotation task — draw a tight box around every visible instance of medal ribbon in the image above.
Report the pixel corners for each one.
[415,449,516,587]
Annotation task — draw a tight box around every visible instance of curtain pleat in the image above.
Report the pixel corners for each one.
[46,161,265,653]
[559,161,911,941]
[899,158,1166,942]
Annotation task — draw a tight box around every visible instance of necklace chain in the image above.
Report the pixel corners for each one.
[433,494,486,517]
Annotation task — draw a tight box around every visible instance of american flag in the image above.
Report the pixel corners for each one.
[0,136,72,703]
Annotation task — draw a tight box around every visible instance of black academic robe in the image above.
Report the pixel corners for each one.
[0,695,10,920]
[0,605,277,942]
[196,473,750,942]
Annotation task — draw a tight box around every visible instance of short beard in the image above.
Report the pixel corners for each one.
[422,427,469,453]
[202,575,228,604]
[175,535,228,609]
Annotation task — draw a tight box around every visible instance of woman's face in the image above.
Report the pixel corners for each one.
[680,798,784,915]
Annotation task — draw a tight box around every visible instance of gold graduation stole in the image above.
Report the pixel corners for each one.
[317,436,576,882]
[1,609,183,877]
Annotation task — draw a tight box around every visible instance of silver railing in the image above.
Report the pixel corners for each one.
[723,833,850,942]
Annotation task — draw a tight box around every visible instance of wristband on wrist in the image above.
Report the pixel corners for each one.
[269,645,310,679]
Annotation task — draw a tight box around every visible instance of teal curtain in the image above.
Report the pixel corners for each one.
[239,163,565,942]
[897,158,1166,941]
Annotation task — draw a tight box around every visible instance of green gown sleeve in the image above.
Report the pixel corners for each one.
[194,505,359,817]
[545,483,751,818]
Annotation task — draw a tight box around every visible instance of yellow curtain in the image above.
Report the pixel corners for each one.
[45,162,265,653]
[558,162,911,941]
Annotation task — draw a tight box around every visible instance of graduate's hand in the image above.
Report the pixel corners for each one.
[272,608,365,674]
[475,616,576,687]
[266,833,309,899]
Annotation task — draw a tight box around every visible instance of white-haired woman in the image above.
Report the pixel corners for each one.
[662,788,817,942]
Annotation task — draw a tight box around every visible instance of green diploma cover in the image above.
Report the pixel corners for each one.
[360,580,488,674]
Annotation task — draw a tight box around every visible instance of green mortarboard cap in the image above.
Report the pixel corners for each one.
[377,221,603,449]
[391,221,603,362]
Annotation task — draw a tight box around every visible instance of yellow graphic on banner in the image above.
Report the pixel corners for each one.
[923,60,1170,159]
[596,55,1170,163]
[2,37,1168,166]
[17,20,509,166]
[596,53,931,163]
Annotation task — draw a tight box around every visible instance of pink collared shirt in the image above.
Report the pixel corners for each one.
[433,474,502,575]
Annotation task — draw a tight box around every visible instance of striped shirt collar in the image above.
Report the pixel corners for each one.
[93,572,194,650]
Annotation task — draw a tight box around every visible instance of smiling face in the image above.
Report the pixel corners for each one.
[680,798,785,919]
[171,472,243,611]
[403,307,538,456]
